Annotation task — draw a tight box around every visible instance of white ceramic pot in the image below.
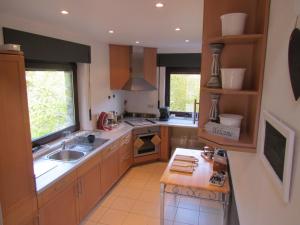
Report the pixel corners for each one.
[221,68,246,90]
[219,114,243,128]
[220,13,247,36]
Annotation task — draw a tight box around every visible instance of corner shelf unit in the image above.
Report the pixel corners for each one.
[198,0,270,152]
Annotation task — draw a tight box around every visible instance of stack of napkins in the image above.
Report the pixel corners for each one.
[170,155,198,174]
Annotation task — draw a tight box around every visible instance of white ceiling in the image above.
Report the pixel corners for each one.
[0,0,203,53]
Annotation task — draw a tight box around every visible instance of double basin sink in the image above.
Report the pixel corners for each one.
[46,137,109,162]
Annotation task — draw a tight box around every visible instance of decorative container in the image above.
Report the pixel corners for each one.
[220,13,247,36]
[221,68,246,90]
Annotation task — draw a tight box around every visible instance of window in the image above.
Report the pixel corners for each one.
[25,62,79,147]
[165,67,201,117]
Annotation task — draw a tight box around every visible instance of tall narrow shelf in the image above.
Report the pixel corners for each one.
[198,0,270,152]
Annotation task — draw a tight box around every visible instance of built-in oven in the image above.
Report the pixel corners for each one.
[133,126,160,157]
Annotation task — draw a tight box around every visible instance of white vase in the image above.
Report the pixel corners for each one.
[220,13,247,36]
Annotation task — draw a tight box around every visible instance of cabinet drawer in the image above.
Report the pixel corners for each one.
[37,171,77,208]
[102,141,120,158]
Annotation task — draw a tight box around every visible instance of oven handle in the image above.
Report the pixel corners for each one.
[136,133,158,138]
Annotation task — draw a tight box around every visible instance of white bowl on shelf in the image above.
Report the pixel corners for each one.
[220,13,247,36]
[219,114,243,128]
[221,68,246,90]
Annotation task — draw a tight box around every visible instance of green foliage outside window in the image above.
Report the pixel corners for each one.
[170,74,200,112]
[26,71,75,140]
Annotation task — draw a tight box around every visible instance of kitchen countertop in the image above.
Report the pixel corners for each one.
[34,118,198,193]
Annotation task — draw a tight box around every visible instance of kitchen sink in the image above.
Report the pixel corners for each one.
[46,150,86,162]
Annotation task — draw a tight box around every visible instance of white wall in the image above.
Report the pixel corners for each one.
[0,12,125,130]
[229,0,300,224]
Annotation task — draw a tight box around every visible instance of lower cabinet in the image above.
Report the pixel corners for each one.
[77,162,102,220]
[38,132,134,225]
[101,143,120,194]
[160,126,170,161]
[118,134,133,176]
[39,181,79,225]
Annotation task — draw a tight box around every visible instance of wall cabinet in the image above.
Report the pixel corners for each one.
[0,51,38,225]
[109,44,157,89]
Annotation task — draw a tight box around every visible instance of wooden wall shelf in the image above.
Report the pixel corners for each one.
[208,34,263,44]
[202,87,258,96]
[198,0,270,152]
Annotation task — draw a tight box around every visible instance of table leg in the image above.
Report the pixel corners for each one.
[160,183,165,225]
[222,193,229,225]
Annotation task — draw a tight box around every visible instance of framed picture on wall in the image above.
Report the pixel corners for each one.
[259,110,295,203]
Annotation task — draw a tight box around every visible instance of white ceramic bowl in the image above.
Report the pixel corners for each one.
[221,68,246,90]
[219,114,243,128]
[220,13,247,36]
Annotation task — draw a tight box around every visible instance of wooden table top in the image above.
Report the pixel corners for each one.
[160,148,230,194]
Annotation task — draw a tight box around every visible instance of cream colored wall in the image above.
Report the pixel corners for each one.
[0,13,125,130]
[230,0,300,224]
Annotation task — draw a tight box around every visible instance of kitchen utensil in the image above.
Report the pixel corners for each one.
[219,114,243,128]
[221,68,246,90]
[97,112,111,130]
[159,107,170,121]
[87,134,95,143]
[220,13,247,35]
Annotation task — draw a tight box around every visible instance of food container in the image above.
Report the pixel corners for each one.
[220,13,247,35]
[219,114,243,128]
[221,68,246,90]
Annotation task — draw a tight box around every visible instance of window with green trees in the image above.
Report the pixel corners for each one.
[25,64,77,143]
[166,68,200,116]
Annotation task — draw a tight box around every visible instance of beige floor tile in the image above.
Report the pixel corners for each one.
[99,209,128,225]
[100,195,117,208]
[118,187,143,200]
[126,178,148,189]
[138,190,160,203]
[146,217,173,225]
[178,196,200,211]
[122,213,148,225]
[131,200,160,218]
[175,208,199,225]
[110,196,136,212]
[143,182,160,192]
[86,206,108,223]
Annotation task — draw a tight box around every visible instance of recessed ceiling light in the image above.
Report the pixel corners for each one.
[135,41,140,44]
[175,27,181,31]
[155,2,164,8]
[61,10,69,15]
[185,39,190,43]
[108,30,114,34]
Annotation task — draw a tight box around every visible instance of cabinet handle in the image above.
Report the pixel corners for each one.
[79,180,83,195]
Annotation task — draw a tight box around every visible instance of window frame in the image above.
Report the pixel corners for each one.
[25,61,80,148]
[165,67,201,117]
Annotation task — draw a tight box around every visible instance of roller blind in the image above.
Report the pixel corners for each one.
[3,27,91,63]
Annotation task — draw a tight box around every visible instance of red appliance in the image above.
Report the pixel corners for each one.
[97,112,111,130]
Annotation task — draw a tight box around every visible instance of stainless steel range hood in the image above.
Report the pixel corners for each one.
[122,46,156,91]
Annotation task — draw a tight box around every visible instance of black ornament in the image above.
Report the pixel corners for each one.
[288,28,300,101]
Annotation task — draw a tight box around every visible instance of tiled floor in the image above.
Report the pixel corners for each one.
[81,162,223,225]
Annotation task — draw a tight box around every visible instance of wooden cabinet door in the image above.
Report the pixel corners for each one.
[0,52,38,225]
[39,182,78,225]
[78,164,102,220]
[101,145,119,194]
[160,126,170,161]
[144,47,157,87]
[109,45,131,89]
[118,135,133,176]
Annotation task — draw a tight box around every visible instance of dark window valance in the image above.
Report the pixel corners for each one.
[3,27,91,63]
[157,53,201,68]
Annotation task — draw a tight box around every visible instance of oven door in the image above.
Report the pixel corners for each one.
[134,133,159,157]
